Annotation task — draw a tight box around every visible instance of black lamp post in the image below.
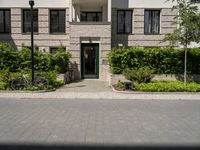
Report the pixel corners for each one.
[29,0,35,86]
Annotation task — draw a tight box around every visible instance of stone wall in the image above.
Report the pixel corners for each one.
[69,22,111,81]
[110,74,200,85]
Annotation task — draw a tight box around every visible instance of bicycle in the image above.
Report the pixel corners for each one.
[11,74,49,90]
[64,69,74,84]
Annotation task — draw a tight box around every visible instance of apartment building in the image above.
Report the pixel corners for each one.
[0,0,193,81]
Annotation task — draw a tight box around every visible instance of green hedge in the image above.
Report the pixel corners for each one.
[134,81,200,92]
[0,43,71,73]
[108,47,200,74]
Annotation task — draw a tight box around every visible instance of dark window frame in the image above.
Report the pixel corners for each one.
[50,9,66,34]
[50,47,59,54]
[117,10,133,34]
[80,12,103,22]
[0,9,11,34]
[191,0,200,3]
[22,9,38,34]
[144,10,160,35]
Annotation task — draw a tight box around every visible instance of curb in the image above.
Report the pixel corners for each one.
[0,89,56,93]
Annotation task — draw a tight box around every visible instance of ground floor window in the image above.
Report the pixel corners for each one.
[50,47,59,54]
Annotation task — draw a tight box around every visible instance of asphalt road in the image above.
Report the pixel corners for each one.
[0,98,199,149]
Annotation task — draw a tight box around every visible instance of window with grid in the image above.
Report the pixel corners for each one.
[191,0,200,3]
[22,9,38,33]
[0,9,11,33]
[144,10,160,34]
[117,10,133,34]
[50,10,66,33]
[80,12,102,22]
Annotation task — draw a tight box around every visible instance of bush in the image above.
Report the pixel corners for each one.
[0,70,64,90]
[0,82,7,90]
[108,47,200,74]
[35,71,57,85]
[0,43,71,74]
[116,80,125,89]
[0,43,19,71]
[51,51,71,73]
[123,67,154,83]
[134,81,200,92]
[0,69,23,89]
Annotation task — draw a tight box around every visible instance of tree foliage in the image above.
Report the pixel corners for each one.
[164,0,200,84]
[164,0,200,46]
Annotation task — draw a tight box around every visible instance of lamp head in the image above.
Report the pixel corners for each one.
[29,0,34,6]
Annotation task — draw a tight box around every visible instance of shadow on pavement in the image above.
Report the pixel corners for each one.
[0,144,199,150]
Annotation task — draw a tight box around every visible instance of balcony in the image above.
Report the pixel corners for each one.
[69,0,111,23]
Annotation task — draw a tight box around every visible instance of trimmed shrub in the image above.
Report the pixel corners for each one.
[123,67,154,83]
[134,81,200,92]
[108,47,200,74]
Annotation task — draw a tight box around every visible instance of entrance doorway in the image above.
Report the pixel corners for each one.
[81,43,99,79]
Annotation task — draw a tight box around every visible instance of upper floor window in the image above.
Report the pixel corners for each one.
[191,0,200,3]
[144,10,160,35]
[117,10,133,34]
[22,9,38,33]
[50,10,66,33]
[0,9,11,33]
[80,12,102,22]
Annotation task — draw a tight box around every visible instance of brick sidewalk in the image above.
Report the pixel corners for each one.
[0,98,200,145]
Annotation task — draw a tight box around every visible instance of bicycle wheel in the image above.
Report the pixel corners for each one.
[34,77,49,89]
[64,71,70,84]
[11,77,27,90]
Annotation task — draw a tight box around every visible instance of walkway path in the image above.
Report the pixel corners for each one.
[0,80,200,100]
[57,80,112,92]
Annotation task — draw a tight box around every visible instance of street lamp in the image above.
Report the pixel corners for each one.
[29,0,35,86]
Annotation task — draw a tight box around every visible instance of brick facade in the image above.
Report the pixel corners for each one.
[69,22,111,80]
[0,8,70,52]
[0,6,178,81]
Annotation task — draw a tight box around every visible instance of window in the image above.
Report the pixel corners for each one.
[25,46,39,51]
[80,12,102,22]
[117,10,132,34]
[191,0,200,3]
[50,10,66,33]
[50,47,58,54]
[0,9,11,33]
[22,9,38,33]
[144,10,160,34]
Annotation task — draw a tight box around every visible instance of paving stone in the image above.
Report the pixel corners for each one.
[0,98,200,145]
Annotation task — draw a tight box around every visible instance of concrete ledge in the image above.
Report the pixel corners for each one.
[110,74,200,85]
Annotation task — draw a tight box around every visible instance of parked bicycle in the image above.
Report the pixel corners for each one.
[64,69,75,84]
[11,74,49,90]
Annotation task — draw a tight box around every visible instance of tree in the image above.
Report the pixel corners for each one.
[164,0,200,85]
